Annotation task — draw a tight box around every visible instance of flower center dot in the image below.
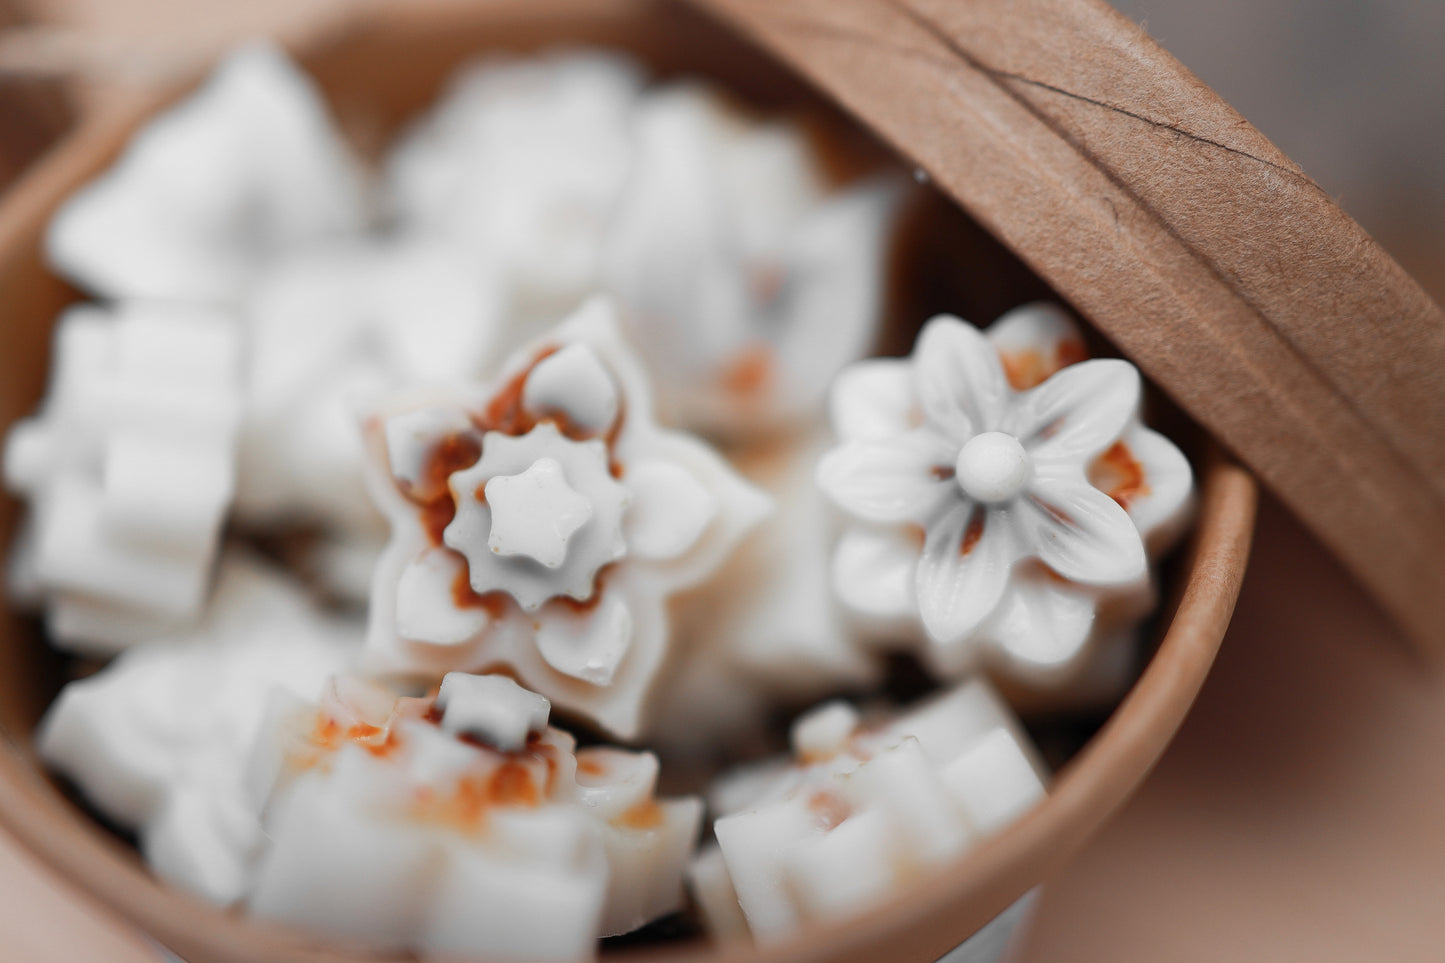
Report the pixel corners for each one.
[954,432,1031,504]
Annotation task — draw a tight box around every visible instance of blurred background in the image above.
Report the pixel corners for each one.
[0,0,1441,960]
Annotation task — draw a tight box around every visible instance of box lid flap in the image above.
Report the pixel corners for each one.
[693,0,1445,656]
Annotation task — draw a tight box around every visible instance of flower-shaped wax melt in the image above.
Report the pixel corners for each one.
[47,43,365,303]
[37,552,357,904]
[603,84,903,438]
[819,303,1193,685]
[246,673,701,959]
[235,238,504,600]
[388,50,643,319]
[689,679,1047,941]
[361,297,771,738]
[3,303,243,652]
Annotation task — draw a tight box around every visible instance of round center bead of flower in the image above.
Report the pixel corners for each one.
[954,431,1031,504]
[483,457,594,570]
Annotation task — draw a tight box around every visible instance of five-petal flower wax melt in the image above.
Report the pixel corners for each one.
[820,303,1193,690]
[361,296,771,739]
[5,39,1197,961]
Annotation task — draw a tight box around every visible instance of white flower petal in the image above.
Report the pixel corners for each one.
[383,407,477,500]
[913,316,1009,441]
[816,430,956,524]
[1021,475,1147,585]
[828,359,917,443]
[831,528,919,619]
[1102,423,1195,552]
[394,548,488,647]
[1011,359,1140,464]
[523,343,619,436]
[915,503,1013,645]
[623,459,718,561]
[985,302,1088,390]
[535,592,633,686]
[984,571,1097,674]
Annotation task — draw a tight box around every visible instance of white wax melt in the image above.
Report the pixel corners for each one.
[434,672,550,752]
[603,84,904,438]
[388,50,644,319]
[691,679,1047,941]
[47,43,365,303]
[650,432,879,754]
[361,296,771,738]
[36,552,357,904]
[819,302,1194,688]
[235,238,504,573]
[4,303,243,652]
[247,674,701,959]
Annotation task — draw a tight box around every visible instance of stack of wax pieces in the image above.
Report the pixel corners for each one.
[602,84,905,439]
[3,303,243,651]
[46,44,366,304]
[246,672,702,960]
[389,54,905,438]
[37,552,357,904]
[360,296,771,739]
[818,303,1195,694]
[689,680,1047,940]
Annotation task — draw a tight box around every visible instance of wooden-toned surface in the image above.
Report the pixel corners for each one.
[0,825,161,962]
[690,0,1445,657]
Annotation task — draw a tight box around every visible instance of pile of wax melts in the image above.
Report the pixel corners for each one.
[3,42,1195,961]
[689,681,1046,941]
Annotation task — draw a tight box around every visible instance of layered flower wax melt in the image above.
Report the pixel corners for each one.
[361,296,770,738]
[7,39,1199,962]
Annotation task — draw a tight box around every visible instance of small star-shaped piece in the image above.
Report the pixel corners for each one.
[483,457,594,569]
